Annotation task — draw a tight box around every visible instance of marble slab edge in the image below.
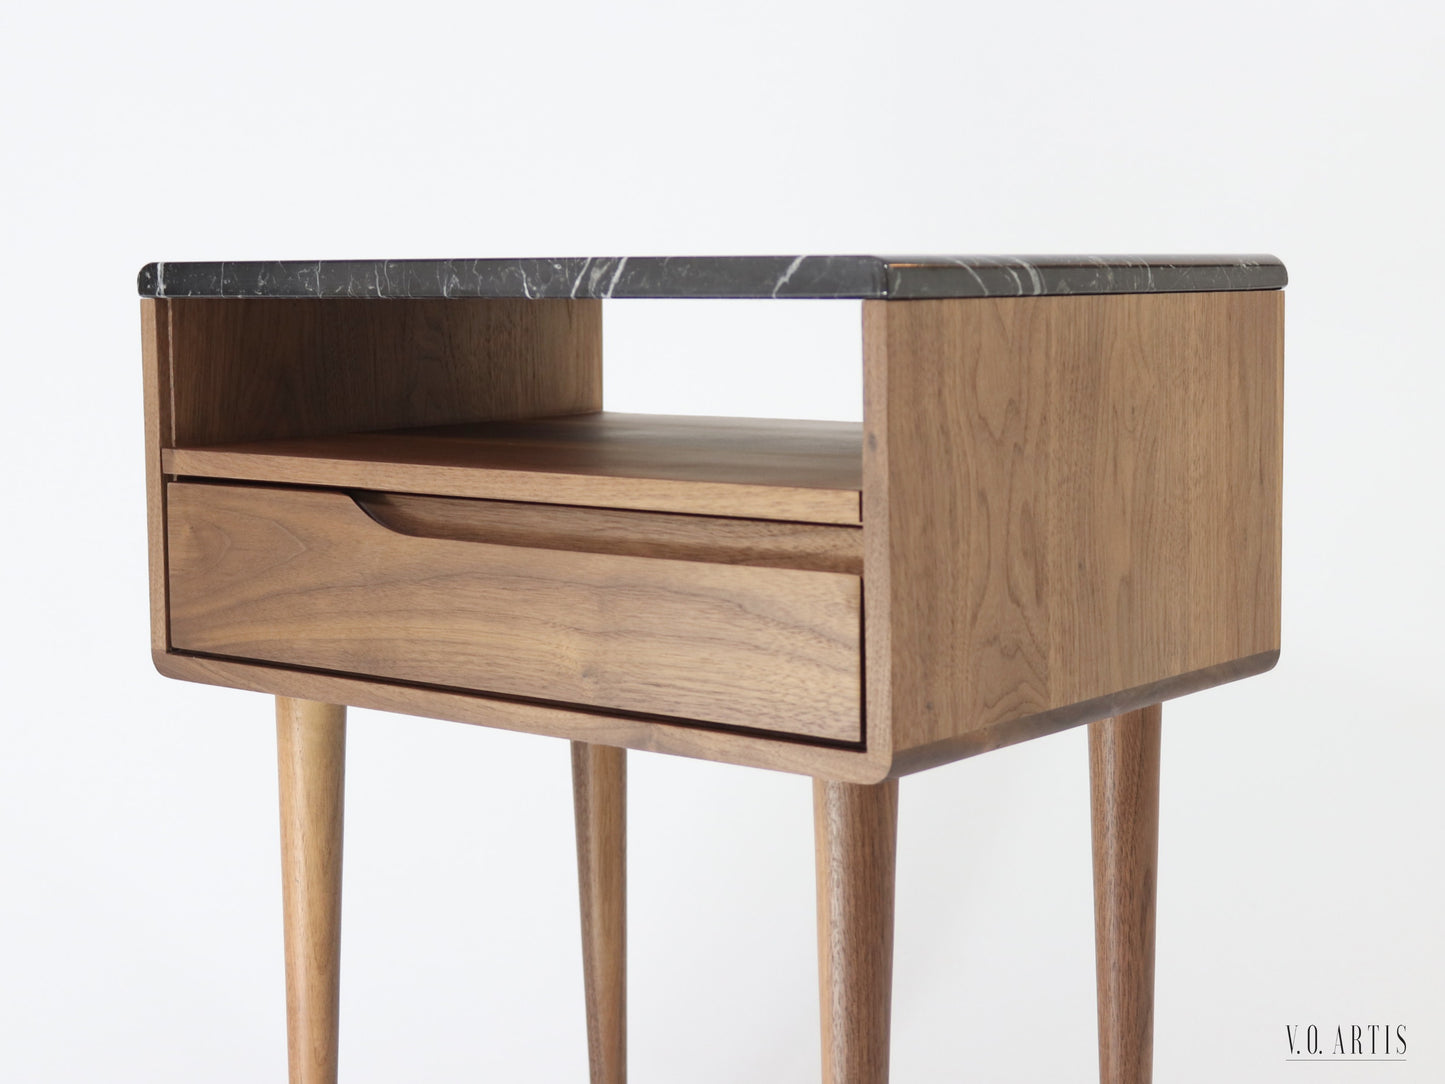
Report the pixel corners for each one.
[137,254,1286,300]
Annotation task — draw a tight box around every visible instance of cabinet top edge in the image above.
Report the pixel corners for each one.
[136,254,1287,300]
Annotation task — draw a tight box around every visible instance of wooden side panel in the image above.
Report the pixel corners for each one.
[165,297,602,447]
[860,306,897,783]
[167,483,862,742]
[864,291,1283,766]
[1186,295,1286,675]
[140,299,171,653]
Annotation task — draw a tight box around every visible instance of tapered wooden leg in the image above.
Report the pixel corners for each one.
[572,742,626,1084]
[814,778,899,1084]
[277,697,346,1084]
[1089,704,1162,1084]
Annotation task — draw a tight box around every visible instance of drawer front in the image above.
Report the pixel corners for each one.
[166,483,861,742]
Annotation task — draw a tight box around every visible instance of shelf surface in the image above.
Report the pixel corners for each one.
[163,412,864,524]
[137,254,1286,300]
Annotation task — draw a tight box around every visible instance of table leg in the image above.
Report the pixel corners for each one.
[276,696,346,1084]
[572,742,626,1083]
[1089,704,1162,1084]
[814,778,899,1084]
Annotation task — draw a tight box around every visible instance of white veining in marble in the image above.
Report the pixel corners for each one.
[136,255,1286,300]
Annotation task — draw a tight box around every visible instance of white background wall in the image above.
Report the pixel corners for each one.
[2,2,1441,1080]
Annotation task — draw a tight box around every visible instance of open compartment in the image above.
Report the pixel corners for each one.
[157,297,862,523]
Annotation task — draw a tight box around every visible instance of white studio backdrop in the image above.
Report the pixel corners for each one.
[1,1,1441,1080]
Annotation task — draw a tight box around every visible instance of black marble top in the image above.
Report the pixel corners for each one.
[137,255,1286,301]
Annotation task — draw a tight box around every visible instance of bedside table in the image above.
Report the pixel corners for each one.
[138,254,1284,1083]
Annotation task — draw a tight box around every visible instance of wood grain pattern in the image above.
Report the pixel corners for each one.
[141,288,1287,1084]
[276,697,346,1084]
[862,291,1283,765]
[155,651,891,781]
[165,298,601,447]
[888,650,1274,775]
[815,779,898,1084]
[165,413,863,525]
[355,491,861,573]
[167,482,862,741]
[148,290,1283,789]
[140,299,172,653]
[1090,705,1162,1084]
[860,304,896,782]
[572,743,627,1084]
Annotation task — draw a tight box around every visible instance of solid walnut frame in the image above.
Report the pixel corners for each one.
[141,287,1283,1083]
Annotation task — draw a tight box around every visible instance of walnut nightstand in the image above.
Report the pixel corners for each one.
[139,254,1285,1083]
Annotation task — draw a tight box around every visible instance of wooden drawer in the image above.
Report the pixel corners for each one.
[166,483,862,742]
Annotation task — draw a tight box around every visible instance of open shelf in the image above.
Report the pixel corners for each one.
[163,411,863,524]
